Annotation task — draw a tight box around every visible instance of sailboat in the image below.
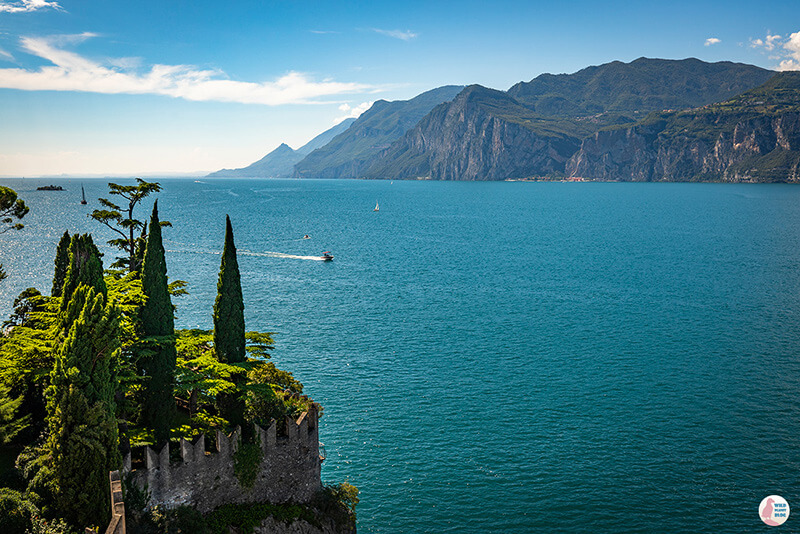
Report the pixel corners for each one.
[80,185,87,205]
[373,201,379,212]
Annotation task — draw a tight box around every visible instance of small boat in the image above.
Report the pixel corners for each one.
[80,185,87,205]
[373,201,379,212]
[303,234,311,239]
[321,251,334,261]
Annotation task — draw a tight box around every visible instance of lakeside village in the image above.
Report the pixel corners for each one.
[0,181,358,534]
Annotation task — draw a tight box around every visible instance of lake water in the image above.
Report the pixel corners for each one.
[2,178,800,532]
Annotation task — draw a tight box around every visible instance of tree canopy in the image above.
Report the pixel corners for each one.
[90,178,164,273]
[0,186,30,283]
[0,189,321,531]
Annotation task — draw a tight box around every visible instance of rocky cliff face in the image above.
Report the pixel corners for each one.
[365,86,581,180]
[566,112,800,182]
[294,86,464,179]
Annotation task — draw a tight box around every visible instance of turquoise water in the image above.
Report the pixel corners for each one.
[2,178,800,532]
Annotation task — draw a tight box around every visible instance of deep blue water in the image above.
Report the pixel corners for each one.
[2,178,800,532]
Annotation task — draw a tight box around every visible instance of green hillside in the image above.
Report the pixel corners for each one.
[507,57,773,118]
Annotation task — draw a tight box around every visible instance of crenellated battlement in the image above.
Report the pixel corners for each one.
[124,403,322,513]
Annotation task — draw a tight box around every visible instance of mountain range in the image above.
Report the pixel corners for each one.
[209,58,800,183]
[207,117,356,178]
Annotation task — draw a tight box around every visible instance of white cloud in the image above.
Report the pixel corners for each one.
[0,0,61,13]
[751,30,800,71]
[0,47,13,61]
[777,59,800,71]
[750,33,782,51]
[310,30,339,35]
[704,38,721,46]
[783,31,800,60]
[0,34,376,105]
[373,28,418,41]
[334,101,372,123]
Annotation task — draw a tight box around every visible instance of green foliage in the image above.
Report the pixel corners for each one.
[247,359,302,393]
[126,501,335,534]
[0,487,35,534]
[213,215,245,364]
[50,231,70,298]
[244,331,274,360]
[127,505,207,534]
[204,502,316,534]
[45,278,122,527]
[0,294,58,443]
[105,270,145,347]
[90,178,164,273]
[46,387,121,528]
[0,384,30,445]
[26,516,78,534]
[0,197,330,530]
[59,234,106,311]
[123,473,151,513]
[173,329,307,436]
[508,57,774,117]
[590,71,800,182]
[0,185,29,235]
[314,482,360,525]
[137,201,177,446]
[0,185,30,282]
[3,288,46,329]
[232,441,262,489]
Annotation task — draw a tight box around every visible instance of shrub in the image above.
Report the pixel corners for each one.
[0,488,35,534]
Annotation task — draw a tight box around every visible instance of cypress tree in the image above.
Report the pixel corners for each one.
[138,201,177,446]
[59,234,106,310]
[51,230,70,297]
[46,260,121,527]
[213,215,245,363]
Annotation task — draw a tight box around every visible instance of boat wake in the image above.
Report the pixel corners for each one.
[240,250,328,261]
[166,248,328,261]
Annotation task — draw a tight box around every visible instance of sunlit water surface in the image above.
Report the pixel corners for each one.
[2,178,800,533]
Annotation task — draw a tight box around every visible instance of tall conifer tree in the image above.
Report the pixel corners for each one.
[213,215,245,363]
[51,230,70,297]
[59,234,106,310]
[138,201,177,445]
[45,242,121,528]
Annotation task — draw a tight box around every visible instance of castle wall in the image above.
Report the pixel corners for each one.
[125,405,321,513]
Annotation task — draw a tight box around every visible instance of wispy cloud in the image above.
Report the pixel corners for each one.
[0,34,377,105]
[750,31,800,71]
[310,30,339,35]
[335,101,372,124]
[372,28,418,41]
[0,0,62,13]
[704,37,721,46]
[0,47,13,61]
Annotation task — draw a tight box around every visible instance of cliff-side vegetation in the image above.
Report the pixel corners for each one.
[567,72,800,182]
[0,180,340,533]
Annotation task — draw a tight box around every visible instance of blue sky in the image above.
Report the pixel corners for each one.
[0,0,798,176]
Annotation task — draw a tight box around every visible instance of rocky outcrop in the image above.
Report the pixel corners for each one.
[566,112,800,182]
[364,86,581,180]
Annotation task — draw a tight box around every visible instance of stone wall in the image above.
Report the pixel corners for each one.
[253,515,356,534]
[124,404,321,513]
